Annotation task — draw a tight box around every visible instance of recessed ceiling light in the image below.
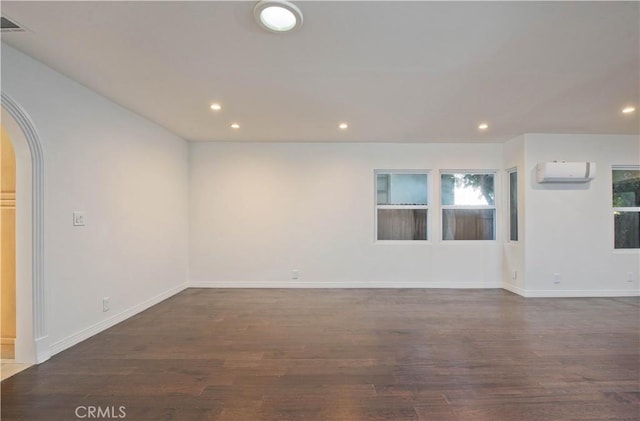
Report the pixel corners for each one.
[254,0,303,33]
[339,123,349,130]
[231,123,240,129]
[210,103,222,111]
[622,106,636,114]
[478,123,489,130]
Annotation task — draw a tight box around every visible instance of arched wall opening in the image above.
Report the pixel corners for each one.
[2,93,48,364]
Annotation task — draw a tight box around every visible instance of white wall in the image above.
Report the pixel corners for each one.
[189,142,504,288]
[521,134,640,296]
[2,44,638,365]
[1,44,189,357]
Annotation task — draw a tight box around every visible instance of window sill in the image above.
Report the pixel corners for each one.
[374,240,432,245]
[439,240,498,245]
[612,248,640,254]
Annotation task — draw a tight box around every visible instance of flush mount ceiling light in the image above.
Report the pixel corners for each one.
[478,123,489,130]
[231,123,240,129]
[210,103,222,111]
[622,106,636,114]
[338,123,349,130]
[254,0,303,33]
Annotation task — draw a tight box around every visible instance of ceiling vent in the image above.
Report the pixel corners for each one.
[1,17,26,33]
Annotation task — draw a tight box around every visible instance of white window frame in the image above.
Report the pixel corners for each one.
[440,170,497,242]
[612,165,640,250]
[374,170,431,243]
[507,168,518,242]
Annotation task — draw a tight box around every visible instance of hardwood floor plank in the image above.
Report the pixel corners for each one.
[1,288,638,420]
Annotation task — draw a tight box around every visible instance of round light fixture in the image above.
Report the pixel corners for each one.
[254,0,303,33]
[339,123,349,130]
[622,106,636,114]
[231,123,240,129]
[210,103,222,111]
[478,123,489,130]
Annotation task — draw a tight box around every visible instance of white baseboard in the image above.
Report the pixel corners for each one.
[503,283,639,297]
[189,281,503,289]
[502,282,527,296]
[49,282,188,357]
[515,289,640,298]
[35,336,50,363]
[191,281,640,297]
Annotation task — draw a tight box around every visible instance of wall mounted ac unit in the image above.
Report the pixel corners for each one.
[536,162,596,183]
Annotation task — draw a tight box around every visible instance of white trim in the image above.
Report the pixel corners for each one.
[188,282,638,298]
[375,169,432,175]
[439,171,498,241]
[612,165,640,171]
[509,288,639,298]
[502,282,526,296]
[1,93,47,363]
[441,205,494,210]
[49,283,188,357]
[507,168,519,243]
[440,240,498,245]
[35,336,49,363]
[189,281,503,289]
[440,169,498,175]
[612,166,640,250]
[377,205,429,210]
[612,249,640,254]
[374,170,431,242]
[374,240,432,246]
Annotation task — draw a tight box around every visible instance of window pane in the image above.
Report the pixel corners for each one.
[377,209,427,240]
[613,169,640,207]
[376,174,389,205]
[614,211,640,249]
[377,173,428,205]
[442,209,495,240]
[441,173,495,206]
[509,171,518,241]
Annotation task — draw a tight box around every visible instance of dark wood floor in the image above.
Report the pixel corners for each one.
[1,289,639,420]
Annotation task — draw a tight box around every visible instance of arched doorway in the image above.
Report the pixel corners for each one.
[1,93,48,364]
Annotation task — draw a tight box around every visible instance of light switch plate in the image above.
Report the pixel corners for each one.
[73,211,86,226]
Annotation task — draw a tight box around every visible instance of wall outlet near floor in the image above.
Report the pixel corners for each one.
[103,297,110,312]
[291,270,299,280]
[627,272,635,283]
[512,270,517,280]
[553,273,561,284]
[73,211,86,226]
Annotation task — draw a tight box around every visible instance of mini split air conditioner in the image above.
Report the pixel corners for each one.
[536,161,596,183]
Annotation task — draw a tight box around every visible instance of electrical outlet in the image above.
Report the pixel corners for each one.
[553,273,561,284]
[291,270,299,280]
[103,297,110,312]
[628,272,635,283]
[73,211,86,226]
[512,270,517,280]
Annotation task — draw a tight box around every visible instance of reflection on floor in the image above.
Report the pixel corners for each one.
[1,360,31,381]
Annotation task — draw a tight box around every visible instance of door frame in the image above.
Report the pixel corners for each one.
[1,93,48,363]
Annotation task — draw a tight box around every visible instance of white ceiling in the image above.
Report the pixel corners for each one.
[1,1,638,143]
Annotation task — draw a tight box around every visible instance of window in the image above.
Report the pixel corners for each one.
[509,170,518,241]
[441,172,496,241]
[613,167,640,249]
[376,171,429,241]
